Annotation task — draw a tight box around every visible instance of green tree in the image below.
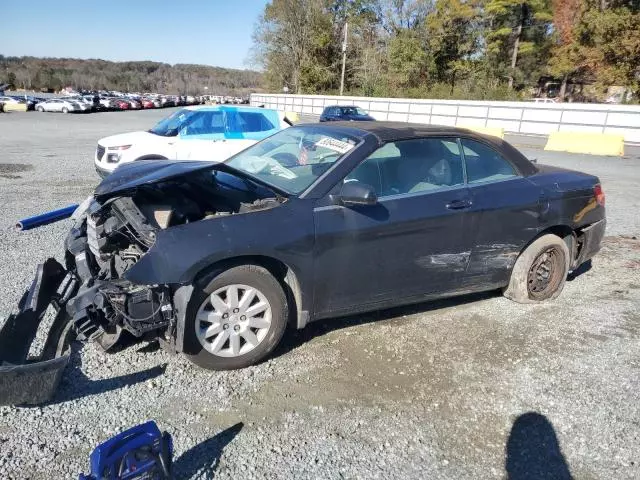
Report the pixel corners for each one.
[387,29,428,89]
[426,0,481,91]
[484,0,553,88]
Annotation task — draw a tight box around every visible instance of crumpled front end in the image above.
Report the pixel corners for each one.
[1,162,285,404]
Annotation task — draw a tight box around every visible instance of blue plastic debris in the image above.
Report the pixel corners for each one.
[79,421,173,480]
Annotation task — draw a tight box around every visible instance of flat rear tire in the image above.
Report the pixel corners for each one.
[503,234,570,303]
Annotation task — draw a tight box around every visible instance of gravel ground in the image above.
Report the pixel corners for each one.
[0,110,639,479]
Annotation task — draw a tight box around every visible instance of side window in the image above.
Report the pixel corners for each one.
[461,139,518,184]
[345,138,464,197]
[227,112,276,133]
[183,112,224,135]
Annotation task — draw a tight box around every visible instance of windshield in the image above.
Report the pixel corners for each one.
[149,108,195,136]
[340,106,368,116]
[226,126,361,195]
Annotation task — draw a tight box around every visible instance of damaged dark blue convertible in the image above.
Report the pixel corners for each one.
[0,122,606,404]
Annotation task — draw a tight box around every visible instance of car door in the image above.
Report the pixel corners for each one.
[459,137,543,287]
[312,137,477,317]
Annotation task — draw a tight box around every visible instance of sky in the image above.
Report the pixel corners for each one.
[0,0,268,70]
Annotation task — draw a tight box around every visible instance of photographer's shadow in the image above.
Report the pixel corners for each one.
[506,412,572,480]
[173,422,244,479]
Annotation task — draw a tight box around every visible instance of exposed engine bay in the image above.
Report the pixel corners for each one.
[66,169,284,350]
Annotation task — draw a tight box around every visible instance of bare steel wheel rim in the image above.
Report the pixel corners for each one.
[527,246,564,299]
[195,284,272,358]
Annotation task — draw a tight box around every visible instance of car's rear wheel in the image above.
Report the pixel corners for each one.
[503,234,570,303]
[62,107,69,114]
[184,265,288,370]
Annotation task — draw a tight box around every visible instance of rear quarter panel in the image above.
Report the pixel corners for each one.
[528,165,605,230]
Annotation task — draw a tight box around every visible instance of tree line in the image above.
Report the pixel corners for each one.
[251,0,640,101]
[0,56,263,95]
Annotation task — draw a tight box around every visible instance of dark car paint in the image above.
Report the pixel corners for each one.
[95,122,604,329]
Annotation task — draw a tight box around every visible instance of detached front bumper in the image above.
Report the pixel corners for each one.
[0,259,78,405]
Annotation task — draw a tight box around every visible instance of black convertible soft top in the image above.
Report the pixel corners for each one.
[301,121,539,176]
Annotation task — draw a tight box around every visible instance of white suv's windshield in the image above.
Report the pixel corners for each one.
[226,126,361,195]
[149,108,195,136]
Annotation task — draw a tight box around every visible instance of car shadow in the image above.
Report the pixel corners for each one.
[567,259,592,281]
[38,343,167,406]
[173,422,244,479]
[274,290,500,359]
[505,412,573,480]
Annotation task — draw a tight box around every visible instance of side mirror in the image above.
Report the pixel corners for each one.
[338,181,378,206]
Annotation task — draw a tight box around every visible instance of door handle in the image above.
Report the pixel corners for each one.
[446,199,472,210]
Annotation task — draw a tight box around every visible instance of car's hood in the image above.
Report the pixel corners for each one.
[94,159,289,200]
[94,160,213,199]
[98,131,166,147]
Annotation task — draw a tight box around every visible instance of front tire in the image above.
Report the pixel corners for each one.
[184,265,288,370]
[37,106,44,112]
[503,234,570,303]
[62,107,69,114]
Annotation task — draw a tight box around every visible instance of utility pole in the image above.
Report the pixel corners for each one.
[339,22,348,96]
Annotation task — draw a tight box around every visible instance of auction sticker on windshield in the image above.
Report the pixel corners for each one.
[315,137,355,154]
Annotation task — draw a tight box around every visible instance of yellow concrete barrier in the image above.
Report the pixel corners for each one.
[544,131,624,156]
[457,124,505,139]
[284,111,300,123]
[2,103,28,112]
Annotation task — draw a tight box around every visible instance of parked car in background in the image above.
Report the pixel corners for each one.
[94,106,292,177]
[98,95,116,110]
[10,96,37,110]
[320,105,375,122]
[160,96,175,108]
[82,94,102,111]
[141,98,155,109]
[66,96,95,112]
[0,96,28,112]
[35,98,86,113]
[114,99,131,110]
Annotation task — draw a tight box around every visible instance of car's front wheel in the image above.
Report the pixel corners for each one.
[62,107,69,114]
[503,234,570,303]
[37,106,44,112]
[184,265,288,370]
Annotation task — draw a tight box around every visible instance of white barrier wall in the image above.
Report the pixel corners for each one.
[251,93,640,143]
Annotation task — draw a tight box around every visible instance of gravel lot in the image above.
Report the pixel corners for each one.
[0,110,639,479]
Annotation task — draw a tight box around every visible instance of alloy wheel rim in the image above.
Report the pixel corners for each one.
[527,246,564,299]
[195,284,272,358]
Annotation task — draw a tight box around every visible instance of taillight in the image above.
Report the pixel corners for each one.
[594,184,605,206]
